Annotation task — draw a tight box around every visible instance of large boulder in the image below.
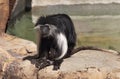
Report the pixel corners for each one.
[0,33,36,55]
[0,34,120,79]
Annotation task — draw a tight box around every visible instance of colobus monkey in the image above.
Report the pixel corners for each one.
[23,14,76,70]
[23,14,118,70]
[36,14,76,70]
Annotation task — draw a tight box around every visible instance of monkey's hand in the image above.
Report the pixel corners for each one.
[35,58,53,70]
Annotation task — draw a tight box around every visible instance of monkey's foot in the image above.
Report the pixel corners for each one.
[53,65,60,70]
[53,59,63,70]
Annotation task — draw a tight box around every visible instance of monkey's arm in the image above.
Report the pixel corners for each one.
[23,54,40,60]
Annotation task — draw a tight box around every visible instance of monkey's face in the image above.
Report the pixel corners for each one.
[34,24,50,38]
[40,25,51,37]
[34,24,58,38]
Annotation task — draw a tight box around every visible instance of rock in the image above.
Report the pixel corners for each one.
[2,50,120,79]
[0,34,37,79]
[0,0,9,33]
[0,34,120,79]
[0,34,36,55]
[37,50,120,79]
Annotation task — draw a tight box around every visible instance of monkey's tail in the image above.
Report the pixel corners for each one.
[71,46,119,55]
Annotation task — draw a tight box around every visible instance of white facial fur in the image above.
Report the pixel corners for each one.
[34,25,40,30]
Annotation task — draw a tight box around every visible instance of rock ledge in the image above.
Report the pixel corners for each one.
[0,34,120,79]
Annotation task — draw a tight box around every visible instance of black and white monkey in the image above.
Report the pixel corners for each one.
[23,14,76,70]
[23,14,118,70]
[35,14,76,70]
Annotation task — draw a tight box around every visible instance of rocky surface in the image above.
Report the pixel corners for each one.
[0,34,120,79]
[0,33,36,55]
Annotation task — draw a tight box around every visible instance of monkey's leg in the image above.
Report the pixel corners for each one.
[35,49,54,69]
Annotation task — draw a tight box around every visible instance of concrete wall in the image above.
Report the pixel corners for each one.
[32,0,120,6]
[9,0,120,23]
[32,0,120,23]
[10,0,25,19]
[10,0,32,19]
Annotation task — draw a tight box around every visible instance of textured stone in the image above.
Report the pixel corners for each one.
[0,34,120,79]
[0,34,36,55]
[0,0,9,33]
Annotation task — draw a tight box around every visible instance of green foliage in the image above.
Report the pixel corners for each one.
[77,35,120,52]
[7,12,36,42]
